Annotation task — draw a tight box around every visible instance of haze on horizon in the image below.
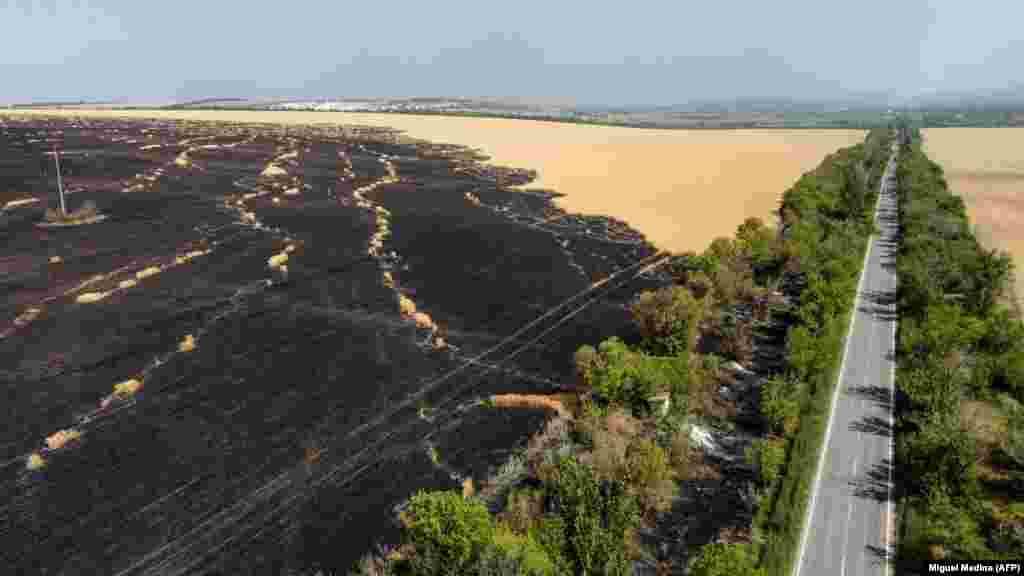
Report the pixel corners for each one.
[1,0,1021,108]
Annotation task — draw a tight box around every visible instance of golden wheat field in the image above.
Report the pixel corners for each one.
[9,109,862,253]
[923,128,1024,301]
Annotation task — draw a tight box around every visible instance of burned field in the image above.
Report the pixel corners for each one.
[0,116,669,574]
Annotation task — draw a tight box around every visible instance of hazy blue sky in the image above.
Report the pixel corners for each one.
[1,0,1021,106]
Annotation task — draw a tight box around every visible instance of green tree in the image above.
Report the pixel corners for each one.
[543,457,638,576]
[403,490,495,575]
[898,413,978,501]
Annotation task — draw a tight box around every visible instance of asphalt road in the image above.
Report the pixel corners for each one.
[795,144,899,576]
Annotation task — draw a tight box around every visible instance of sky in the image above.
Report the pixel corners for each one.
[1,0,1021,106]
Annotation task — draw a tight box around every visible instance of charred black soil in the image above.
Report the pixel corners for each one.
[0,115,669,575]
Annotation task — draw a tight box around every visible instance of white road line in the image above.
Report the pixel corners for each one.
[840,481,856,576]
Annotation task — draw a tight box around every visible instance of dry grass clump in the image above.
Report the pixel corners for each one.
[76,291,107,304]
[489,394,568,418]
[113,378,142,397]
[13,307,41,327]
[178,334,195,353]
[412,311,436,331]
[26,452,46,470]
[3,197,40,210]
[174,249,210,265]
[45,200,99,223]
[432,335,447,350]
[669,426,689,478]
[398,294,417,316]
[173,151,191,167]
[118,279,137,289]
[261,163,288,177]
[462,478,475,499]
[267,252,289,269]
[284,187,300,196]
[45,428,82,450]
[136,266,161,280]
[382,271,394,288]
[464,192,482,206]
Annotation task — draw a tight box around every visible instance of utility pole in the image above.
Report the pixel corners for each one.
[45,147,66,216]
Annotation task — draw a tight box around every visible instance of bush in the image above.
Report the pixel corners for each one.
[897,414,978,501]
[403,490,494,575]
[542,457,638,576]
[630,285,707,355]
[669,426,689,478]
[749,438,785,488]
[622,437,677,516]
[500,488,544,535]
[575,338,688,414]
[759,376,800,436]
[689,543,765,576]
[491,523,557,575]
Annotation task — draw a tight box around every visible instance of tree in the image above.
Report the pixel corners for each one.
[403,490,495,575]
[897,413,978,501]
[543,457,638,576]
[631,286,707,356]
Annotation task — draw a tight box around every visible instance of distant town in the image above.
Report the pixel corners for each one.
[7,95,1024,129]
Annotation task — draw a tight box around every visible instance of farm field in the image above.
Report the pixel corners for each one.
[7,109,864,253]
[923,128,1024,302]
[0,112,861,574]
[0,115,672,574]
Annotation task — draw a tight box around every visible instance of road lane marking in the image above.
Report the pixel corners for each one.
[840,491,855,576]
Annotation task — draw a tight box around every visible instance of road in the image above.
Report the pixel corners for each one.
[795,142,899,576]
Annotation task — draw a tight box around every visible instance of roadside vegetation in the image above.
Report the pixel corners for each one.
[894,127,1024,566]
[351,129,893,576]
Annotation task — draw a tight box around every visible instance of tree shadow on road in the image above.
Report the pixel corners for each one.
[849,415,893,439]
[857,288,898,322]
[846,385,893,412]
[849,458,894,503]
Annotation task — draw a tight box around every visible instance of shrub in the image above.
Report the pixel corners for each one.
[543,457,638,576]
[491,523,557,575]
[630,285,707,355]
[622,437,677,516]
[587,421,630,483]
[500,487,544,535]
[669,426,689,478]
[750,438,785,488]
[403,490,494,575]
[759,376,800,436]
[575,338,687,414]
[689,543,765,576]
